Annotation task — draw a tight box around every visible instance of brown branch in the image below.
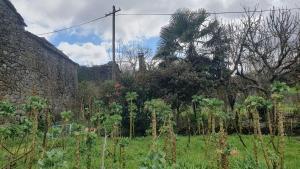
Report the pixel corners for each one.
[0,142,14,156]
[1,149,33,169]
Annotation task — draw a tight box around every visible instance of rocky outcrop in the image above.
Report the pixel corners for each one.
[0,0,78,114]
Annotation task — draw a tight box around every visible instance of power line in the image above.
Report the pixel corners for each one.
[36,15,108,36]
[118,7,300,16]
[36,7,300,36]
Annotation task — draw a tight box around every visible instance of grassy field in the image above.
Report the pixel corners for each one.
[1,135,300,169]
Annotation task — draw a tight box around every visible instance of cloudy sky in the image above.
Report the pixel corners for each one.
[11,0,299,66]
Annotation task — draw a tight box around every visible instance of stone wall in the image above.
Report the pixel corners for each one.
[78,62,120,82]
[0,0,78,114]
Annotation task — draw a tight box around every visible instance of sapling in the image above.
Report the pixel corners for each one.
[244,96,272,169]
[158,104,173,164]
[145,98,175,165]
[144,99,170,148]
[110,102,123,162]
[181,105,193,146]
[144,100,158,145]
[201,97,226,168]
[165,115,176,165]
[72,123,84,169]
[125,91,138,139]
[42,108,50,151]
[75,131,81,169]
[85,129,97,169]
[118,137,129,169]
[102,113,122,168]
[213,100,229,169]
[91,99,105,133]
[271,81,289,169]
[192,95,205,135]
[203,98,223,134]
[24,96,47,169]
[234,103,245,134]
[233,103,248,148]
[60,111,72,149]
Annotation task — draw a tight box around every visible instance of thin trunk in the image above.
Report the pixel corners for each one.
[253,111,271,169]
[290,118,293,135]
[152,111,157,141]
[80,97,84,120]
[212,115,216,134]
[129,112,132,139]
[61,121,66,150]
[267,110,273,135]
[112,125,118,163]
[252,112,259,167]
[188,117,191,146]
[219,121,228,169]
[42,109,49,149]
[276,103,285,169]
[75,135,81,169]
[101,131,107,169]
[208,114,211,134]
[198,122,201,135]
[28,109,38,169]
[268,109,278,152]
[129,100,133,139]
[119,145,125,169]
[170,117,176,165]
[86,134,92,169]
[236,111,242,133]
[133,120,135,138]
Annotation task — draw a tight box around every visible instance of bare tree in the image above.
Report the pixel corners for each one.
[229,8,300,95]
[116,40,153,74]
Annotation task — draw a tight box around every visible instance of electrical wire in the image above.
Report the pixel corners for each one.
[36,15,108,36]
[118,7,300,16]
[36,7,300,36]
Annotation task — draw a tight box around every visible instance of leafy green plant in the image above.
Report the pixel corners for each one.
[231,153,265,169]
[91,99,106,132]
[140,149,167,169]
[0,101,32,168]
[37,149,68,169]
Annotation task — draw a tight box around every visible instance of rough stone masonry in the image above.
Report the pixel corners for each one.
[0,0,78,115]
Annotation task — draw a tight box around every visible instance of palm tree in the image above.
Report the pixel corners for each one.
[125,92,138,139]
[60,111,72,149]
[156,9,216,65]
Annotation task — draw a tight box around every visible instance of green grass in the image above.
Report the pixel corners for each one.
[1,135,300,169]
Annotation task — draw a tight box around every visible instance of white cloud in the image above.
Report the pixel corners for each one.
[10,0,300,65]
[11,0,299,41]
[58,42,109,66]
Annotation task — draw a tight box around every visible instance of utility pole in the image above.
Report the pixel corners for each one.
[106,5,121,81]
